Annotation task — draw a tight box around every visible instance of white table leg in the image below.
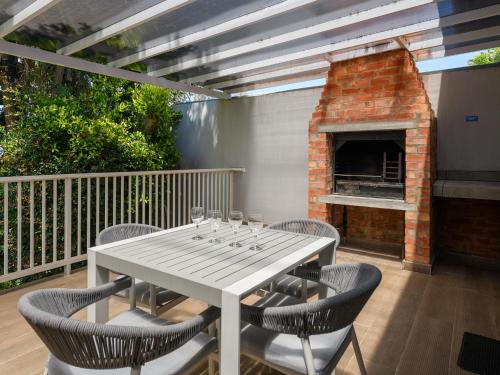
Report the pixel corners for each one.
[87,249,109,323]
[318,242,336,298]
[220,290,240,375]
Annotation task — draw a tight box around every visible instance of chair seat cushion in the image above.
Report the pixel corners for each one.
[115,279,182,307]
[274,274,319,299]
[241,292,352,375]
[46,309,216,375]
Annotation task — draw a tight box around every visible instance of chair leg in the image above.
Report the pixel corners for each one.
[301,279,308,301]
[351,328,367,375]
[130,367,141,375]
[149,284,157,315]
[301,337,317,375]
[129,277,136,310]
[269,281,277,292]
[208,356,216,375]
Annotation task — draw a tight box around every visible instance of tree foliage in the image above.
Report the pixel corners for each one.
[468,48,500,66]
[0,57,184,176]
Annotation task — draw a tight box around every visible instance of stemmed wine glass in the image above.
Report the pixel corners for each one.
[208,209,222,243]
[248,214,264,250]
[228,210,243,247]
[191,206,204,240]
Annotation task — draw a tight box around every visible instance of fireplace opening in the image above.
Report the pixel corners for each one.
[333,131,405,199]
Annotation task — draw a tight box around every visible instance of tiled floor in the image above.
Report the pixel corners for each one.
[0,251,499,375]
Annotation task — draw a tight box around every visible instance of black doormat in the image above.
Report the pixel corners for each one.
[458,332,500,375]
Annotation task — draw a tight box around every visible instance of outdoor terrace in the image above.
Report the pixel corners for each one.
[1,250,499,375]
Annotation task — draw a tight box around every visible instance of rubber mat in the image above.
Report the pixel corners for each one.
[458,332,500,375]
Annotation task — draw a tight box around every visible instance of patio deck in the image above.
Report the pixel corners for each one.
[1,251,499,375]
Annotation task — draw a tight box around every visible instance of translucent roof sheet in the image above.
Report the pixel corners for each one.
[0,0,498,95]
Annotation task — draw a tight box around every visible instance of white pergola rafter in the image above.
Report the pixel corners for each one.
[413,37,500,61]
[0,0,61,38]
[108,0,320,68]
[149,0,435,77]
[184,4,500,84]
[208,41,402,90]
[215,24,500,93]
[0,39,230,99]
[56,0,195,56]
[406,25,500,51]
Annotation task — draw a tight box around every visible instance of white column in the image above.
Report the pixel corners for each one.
[87,249,109,323]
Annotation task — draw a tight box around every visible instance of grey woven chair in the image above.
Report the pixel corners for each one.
[268,219,340,300]
[97,224,186,315]
[18,276,219,375]
[241,263,381,375]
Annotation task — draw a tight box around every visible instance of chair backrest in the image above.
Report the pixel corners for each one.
[17,277,218,371]
[241,263,381,338]
[268,219,340,250]
[97,223,162,246]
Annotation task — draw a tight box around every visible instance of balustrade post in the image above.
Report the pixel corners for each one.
[64,178,72,276]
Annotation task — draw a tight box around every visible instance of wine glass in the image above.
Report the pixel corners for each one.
[248,214,264,250]
[208,209,222,243]
[228,210,243,247]
[191,206,204,240]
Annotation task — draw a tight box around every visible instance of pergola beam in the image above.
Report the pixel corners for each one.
[0,39,230,99]
[56,0,194,56]
[0,0,61,38]
[184,4,500,84]
[149,0,435,77]
[108,0,320,68]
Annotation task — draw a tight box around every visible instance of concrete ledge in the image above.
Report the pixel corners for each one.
[318,120,417,133]
[319,194,416,211]
[434,180,500,201]
[402,259,432,275]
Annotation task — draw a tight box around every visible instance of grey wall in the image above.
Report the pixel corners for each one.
[176,65,500,222]
[176,88,321,223]
[422,65,500,172]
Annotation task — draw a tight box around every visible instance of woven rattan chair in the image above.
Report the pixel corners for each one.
[240,263,381,375]
[18,276,219,375]
[268,219,340,300]
[97,224,186,315]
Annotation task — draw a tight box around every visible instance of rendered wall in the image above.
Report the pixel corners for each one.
[422,64,500,172]
[176,88,321,223]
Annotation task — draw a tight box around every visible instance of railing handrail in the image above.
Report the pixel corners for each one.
[0,168,246,183]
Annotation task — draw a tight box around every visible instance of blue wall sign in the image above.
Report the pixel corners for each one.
[465,115,479,122]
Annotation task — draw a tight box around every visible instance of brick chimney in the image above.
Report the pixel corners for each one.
[308,49,436,273]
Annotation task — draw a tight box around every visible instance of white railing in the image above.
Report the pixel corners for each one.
[0,168,244,283]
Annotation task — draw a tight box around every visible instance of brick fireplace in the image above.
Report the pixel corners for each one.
[308,49,436,273]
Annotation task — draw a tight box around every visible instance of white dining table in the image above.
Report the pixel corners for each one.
[87,222,336,375]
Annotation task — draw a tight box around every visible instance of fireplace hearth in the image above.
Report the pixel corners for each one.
[334,131,405,199]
